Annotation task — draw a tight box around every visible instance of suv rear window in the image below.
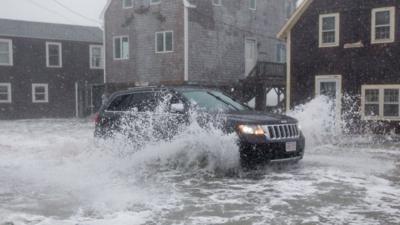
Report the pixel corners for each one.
[107,92,159,112]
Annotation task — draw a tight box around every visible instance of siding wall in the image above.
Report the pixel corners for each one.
[104,0,185,84]
[188,0,288,85]
[290,0,400,107]
[105,0,291,86]
[0,36,103,119]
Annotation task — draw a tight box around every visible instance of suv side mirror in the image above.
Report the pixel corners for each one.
[171,103,185,113]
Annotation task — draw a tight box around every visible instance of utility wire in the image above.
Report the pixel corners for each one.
[22,0,102,40]
[51,0,102,26]
[24,0,77,24]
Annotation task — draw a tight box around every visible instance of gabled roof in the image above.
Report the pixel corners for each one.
[100,0,112,20]
[277,0,313,40]
[0,18,103,43]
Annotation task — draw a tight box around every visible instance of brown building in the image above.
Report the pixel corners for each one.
[0,19,104,119]
[278,0,400,131]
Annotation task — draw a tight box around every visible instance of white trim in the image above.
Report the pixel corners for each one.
[249,0,257,10]
[183,0,196,82]
[285,31,291,113]
[113,36,129,60]
[32,83,49,103]
[0,39,13,66]
[319,13,340,48]
[362,84,400,121]
[315,75,342,118]
[0,83,12,103]
[371,7,395,44]
[277,0,314,40]
[46,42,62,68]
[75,82,79,117]
[89,45,104,69]
[122,0,133,8]
[155,31,174,53]
[102,26,107,83]
[212,0,222,6]
[150,0,161,5]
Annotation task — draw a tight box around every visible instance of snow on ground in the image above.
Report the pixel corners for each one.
[0,98,399,225]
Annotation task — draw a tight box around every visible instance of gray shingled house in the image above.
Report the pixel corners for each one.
[0,19,104,119]
[101,0,297,110]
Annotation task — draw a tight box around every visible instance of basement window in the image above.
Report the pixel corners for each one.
[371,7,395,44]
[0,83,11,103]
[319,13,340,47]
[155,31,173,53]
[362,85,400,120]
[32,84,49,103]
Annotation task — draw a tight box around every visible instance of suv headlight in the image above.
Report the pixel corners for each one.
[237,125,265,135]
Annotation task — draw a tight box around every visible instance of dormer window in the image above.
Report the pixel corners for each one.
[319,13,340,48]
[123,0,133,8]
[371,7,395,44]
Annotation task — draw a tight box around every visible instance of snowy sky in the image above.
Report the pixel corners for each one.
[0,0,108,27]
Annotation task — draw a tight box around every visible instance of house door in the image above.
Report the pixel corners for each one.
[245,39,258,77]
[315,75,342,118]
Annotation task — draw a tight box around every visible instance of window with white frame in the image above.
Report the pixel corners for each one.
[32,84,49,103]
[212,0,221,6]
[150,0,161,5]
[319,13,340,47]
[122,0,133,8]
[371,7,395,44]
[0,83,11,103]
[90,45,104,69]
[46,42,62,67]
[0,39,13,66]
[362,85,400,120]
[249,0,256,10]
[113,36,129,60]
[155,31,173,53]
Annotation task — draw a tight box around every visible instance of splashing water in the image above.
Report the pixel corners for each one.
[0,97,399,225]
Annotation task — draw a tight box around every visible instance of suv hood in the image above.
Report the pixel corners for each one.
[224,110,298,125]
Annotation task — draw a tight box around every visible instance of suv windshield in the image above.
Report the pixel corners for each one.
[181,90,249,112]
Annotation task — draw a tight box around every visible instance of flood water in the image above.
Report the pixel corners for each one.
[0,98,399,225]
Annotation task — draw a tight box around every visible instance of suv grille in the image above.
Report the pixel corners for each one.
[262,124,300,140]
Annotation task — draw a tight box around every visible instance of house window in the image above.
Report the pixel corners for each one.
[212,0,221,6]
[122,0,133,8]
[90,45,104,69]
[155,31,173,53]
[0,83,11,103]
[150,0,161,5]
[113,36,129,60]
[319,13,340,47]
[362,85,400,120]
[276,43,286,63]
[371,7,395,44]
[46,42,62,68]
[32,84,49,103]
[249,0,256,10]
[0,39,13,66]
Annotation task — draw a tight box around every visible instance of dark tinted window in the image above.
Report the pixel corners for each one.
[107,92,159,112]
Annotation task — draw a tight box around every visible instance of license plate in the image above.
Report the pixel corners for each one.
[285,142,297,152]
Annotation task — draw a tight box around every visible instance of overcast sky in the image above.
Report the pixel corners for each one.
[0,0,108,27]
